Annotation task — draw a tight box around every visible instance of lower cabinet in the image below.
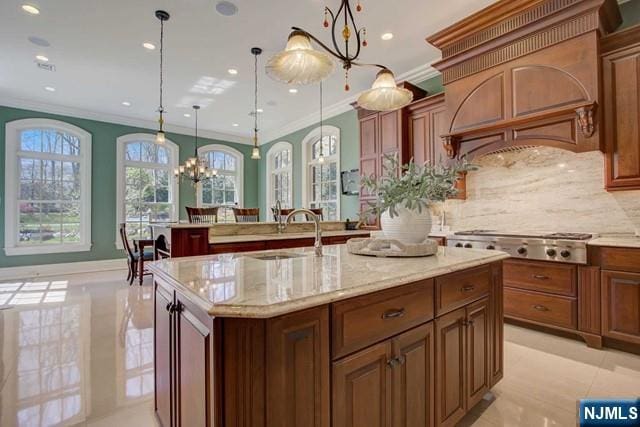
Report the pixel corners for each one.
[435,298,491,427]
[332,323,434,427]
[154,282,215,427]
[601,270,640,345]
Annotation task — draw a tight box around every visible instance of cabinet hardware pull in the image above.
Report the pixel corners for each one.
[382,308,405,319]
[532,275,549,280]
[460,285,475,292]
[462,319,475,326]
[386,356,405,368]
[533,304,549,312]
[166,302,173,312]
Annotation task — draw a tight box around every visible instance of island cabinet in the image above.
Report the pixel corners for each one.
[152,260,504,427]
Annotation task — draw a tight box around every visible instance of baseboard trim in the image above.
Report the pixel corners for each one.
[0,258,128,280]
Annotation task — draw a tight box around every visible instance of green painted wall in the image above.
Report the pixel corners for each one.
[258,74,444,221]
[620,0,640,29]
[0,106,258,268]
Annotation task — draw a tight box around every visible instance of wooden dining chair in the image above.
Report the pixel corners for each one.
[119,223,154,286]
[306,208,324,221]
[186,206,219,223]
[232,208,260,222]
[272,207,295,222]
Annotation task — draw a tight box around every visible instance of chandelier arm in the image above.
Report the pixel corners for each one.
[330,1,348,59]
[291,27,345,61]
[350,61,388,70]
[344,0,361,61]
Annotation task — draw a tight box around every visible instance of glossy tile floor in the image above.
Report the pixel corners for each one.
[0,270,639,427]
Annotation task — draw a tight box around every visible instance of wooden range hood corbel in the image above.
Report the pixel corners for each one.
[427,0,621,160]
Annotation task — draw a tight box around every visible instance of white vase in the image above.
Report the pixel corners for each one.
[380,206,432,244]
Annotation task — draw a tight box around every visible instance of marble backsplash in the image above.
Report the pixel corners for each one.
[431,147,640,235]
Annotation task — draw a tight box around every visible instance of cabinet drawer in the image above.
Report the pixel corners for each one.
[435,265,491,315]
[504,287,577,330]
[503,259,576,296]
[598,247,640,273]
[211,241,266,254]
[332,280,434,359]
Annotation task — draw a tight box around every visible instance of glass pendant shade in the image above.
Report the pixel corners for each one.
[155,130,166,144]
[251,146,261,160]
[266,31,335,85]
[357,69,413,112]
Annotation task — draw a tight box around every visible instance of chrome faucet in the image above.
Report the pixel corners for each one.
[285,208,322,257]
[275,200,285,234]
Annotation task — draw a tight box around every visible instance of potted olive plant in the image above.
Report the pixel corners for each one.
[361,155,474,244]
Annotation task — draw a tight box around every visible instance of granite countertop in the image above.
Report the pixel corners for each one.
[209,229,370,244]
[588,235,640,249]
[148,245,509,318]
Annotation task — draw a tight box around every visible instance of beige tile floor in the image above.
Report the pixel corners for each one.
[0,270,638,427]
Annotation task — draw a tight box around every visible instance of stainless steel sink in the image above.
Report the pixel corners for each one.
[246,252,307,261]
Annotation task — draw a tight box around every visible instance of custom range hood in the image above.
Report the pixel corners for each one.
[427,0,622,160]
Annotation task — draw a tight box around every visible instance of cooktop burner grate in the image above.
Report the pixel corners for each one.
[453,231,593,240]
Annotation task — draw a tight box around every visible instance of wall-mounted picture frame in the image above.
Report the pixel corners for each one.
[341,169,360,195]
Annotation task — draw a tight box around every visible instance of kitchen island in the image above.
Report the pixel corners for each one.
[149,245,509,427]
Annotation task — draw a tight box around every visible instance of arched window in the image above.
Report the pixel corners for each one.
[197,144,244,223]
[301,126,340,220]
[266,142,293,217]
[116,134,179,243]
[4,119,92,255]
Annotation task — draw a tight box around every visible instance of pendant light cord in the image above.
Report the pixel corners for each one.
[159,19,164,115]
[194,107,198,156]
[254,51,258,141]
[319,81,323,157]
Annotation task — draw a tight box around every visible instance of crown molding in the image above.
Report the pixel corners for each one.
[0,93,253,145]
[260,63,441,144]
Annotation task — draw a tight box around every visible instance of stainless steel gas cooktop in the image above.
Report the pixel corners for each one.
[447,230,597,264]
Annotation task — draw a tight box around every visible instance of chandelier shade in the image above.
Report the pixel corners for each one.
[266,31,335,85]
[356,69,413,112]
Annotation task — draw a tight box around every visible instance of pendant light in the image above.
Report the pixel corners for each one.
[155,10,170,144]
[356,68,413,112]
[266,0,413,111]
[251,47,262,160]
[174,105,216,184]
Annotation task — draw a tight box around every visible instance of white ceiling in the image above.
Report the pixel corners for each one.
[0,0,496,144]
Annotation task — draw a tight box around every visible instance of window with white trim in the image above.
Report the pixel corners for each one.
[4,119,92,256]
[116,134,179,242]
[197,144,244,223]
[302,126,340,220]
[266,142,293,217]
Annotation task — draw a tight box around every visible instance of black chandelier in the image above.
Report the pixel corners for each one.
[266,0,413,111]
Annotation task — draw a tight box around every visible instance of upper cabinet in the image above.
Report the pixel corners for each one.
[602,25,640,191]
[427,0,622,160]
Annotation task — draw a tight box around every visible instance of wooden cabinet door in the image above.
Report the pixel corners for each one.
[603,43,640,190]
[391,323,434,427]
[333,341,392,427]
[154,284,173,427]
[430,105,449,165]
[601,270,640,344]
[465,298,490,409]
[490,263,504,386]
[267,307,330,427]
[435,308,466,427]
[176,299,212,427]
[410,110,430,165]
[360,114,379,198]
[379,111,404,177]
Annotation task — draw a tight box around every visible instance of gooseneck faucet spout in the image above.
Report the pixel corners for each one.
[285,208,322,257]
[275,200,284,234]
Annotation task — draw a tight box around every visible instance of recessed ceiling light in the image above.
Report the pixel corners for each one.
[44,86,55,92]
[216,1,238,16]
[28,36,50,47]
[232,123,239,127]
[122,101,131,106]
[184,113,191,117]
[35,54,48,62]
[256,108,264,113]
[227,68,238,75]
[289,88,298,94]
[143,42,156,50]
[22,4,40,15]
[381,32,394,41]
